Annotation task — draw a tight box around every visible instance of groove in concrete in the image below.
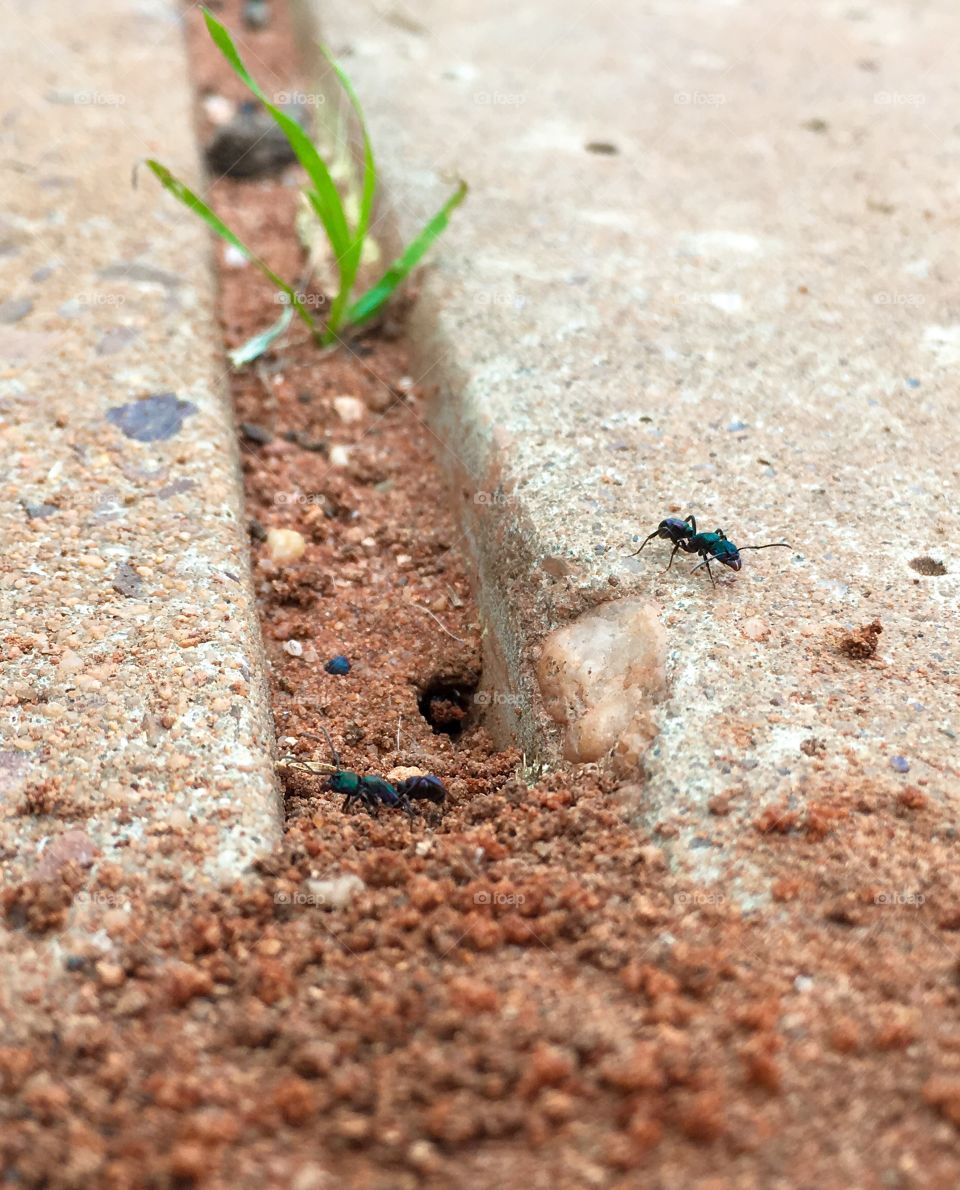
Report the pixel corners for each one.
[297,0,960,878]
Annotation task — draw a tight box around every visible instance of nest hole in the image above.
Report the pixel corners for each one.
[417,677,477,739]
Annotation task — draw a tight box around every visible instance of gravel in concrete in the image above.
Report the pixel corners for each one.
[301,0,960,880]
[0,0,281,896]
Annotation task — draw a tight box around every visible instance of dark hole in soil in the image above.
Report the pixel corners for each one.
[909,556,946,576]
[585,140,619,155]
[417,678,477,738]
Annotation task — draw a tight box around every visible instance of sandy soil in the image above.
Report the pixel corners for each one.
[3,3,960,1187]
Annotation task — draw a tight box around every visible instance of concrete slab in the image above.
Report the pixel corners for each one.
[301,0,960,876]
[0,0,281,892]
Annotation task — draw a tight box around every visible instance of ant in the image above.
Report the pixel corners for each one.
[277,728,447,817]
[628,514,791,585]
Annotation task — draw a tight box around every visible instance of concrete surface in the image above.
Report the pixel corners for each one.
[302,0,960,875]
[0,0,282,894]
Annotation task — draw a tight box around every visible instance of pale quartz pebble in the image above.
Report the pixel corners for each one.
[329,444,351,467]
[332,395,364,423]
[536,599,666,764]
[58,649,83,672]
[266,527,306,563]
[202,94,234,125]
[223,244,249,269]
[386,766,426,783]
[305,873,365,910]
[741,616,768,641]
[283,639,304,657]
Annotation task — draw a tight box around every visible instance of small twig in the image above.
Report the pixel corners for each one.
[411,603,466,644]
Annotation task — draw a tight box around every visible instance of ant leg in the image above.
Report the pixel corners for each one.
[685,515,697,534]
[663,543,681,573]
[692,554,717,585]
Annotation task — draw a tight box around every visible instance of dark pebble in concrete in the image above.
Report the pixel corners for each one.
[21,500,58,520]
[241,421,274,445]
[99,263,181,288]
[0,297,33,324]
[112,561,143,598]
[107,392,198,442]
[96,326,140,356]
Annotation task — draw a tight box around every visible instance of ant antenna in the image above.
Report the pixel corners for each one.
[318,725,341,768]
[302,727,341,768]
[624,531,659,558]
[737,542,792,552]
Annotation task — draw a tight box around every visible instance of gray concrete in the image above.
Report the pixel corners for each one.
[0,0,282,893]
[302,0,960,873]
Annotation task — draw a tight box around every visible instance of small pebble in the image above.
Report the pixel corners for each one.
[305,874,365,910]
[202,94,235,125]
[329,445,351,467]
[890,755,910,774]
[333,395,364,423]
[325,655,351,675]
[224,244,249,269]
[283,640,304,658]
[240,421,273,445]
[243,0,271,28]
[266,528,306,563]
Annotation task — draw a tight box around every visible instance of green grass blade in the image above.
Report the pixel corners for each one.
[144,159,316,332]
[346,181,468,327]
[319,49,377,340]
[201,7,350,262]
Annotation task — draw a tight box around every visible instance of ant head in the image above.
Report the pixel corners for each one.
[721,553,742,571]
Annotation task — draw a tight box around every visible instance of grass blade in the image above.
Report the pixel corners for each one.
[228,304,293,368]
[319,49,377,342]
[144,159,316,332]
[201,7,351,264]
[347,181,468,327]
